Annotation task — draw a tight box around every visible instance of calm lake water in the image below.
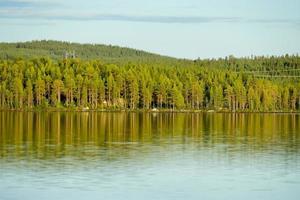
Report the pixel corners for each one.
[0,112,300,200]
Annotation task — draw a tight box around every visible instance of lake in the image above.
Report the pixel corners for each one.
[0,112,300,200]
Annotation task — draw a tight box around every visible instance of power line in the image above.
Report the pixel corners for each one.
[253,75,300,78]
[240,68,300,74]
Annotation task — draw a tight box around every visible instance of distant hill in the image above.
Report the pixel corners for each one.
[0,40,177,63]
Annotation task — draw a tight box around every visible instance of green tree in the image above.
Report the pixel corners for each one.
[35,78,45,106]
[25,80,33,108]
[51,79,64,107]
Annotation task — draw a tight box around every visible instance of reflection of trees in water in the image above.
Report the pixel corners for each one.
[0,112,299,159]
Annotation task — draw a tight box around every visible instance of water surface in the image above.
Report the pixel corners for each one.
[0,112,300,200]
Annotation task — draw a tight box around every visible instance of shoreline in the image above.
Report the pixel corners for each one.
[0,108,299,114]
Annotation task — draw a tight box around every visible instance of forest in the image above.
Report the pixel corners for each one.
[0,41,299,111]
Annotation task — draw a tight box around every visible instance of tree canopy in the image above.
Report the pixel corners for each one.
[0,41,299,111]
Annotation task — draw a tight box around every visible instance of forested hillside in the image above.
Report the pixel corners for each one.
[0,40,175,63]
[0,41,299,111]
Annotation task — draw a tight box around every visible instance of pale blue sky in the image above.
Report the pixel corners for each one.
[0,0,299,59]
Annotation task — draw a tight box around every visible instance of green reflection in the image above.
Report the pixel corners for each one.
[0,112,299,159]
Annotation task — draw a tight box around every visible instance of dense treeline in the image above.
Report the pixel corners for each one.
[0,55,299,111]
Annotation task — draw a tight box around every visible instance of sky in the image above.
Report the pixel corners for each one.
[0,0,299,59]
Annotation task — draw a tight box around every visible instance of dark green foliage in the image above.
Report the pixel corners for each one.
[0,41,299,111]
[0,40,174,63]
